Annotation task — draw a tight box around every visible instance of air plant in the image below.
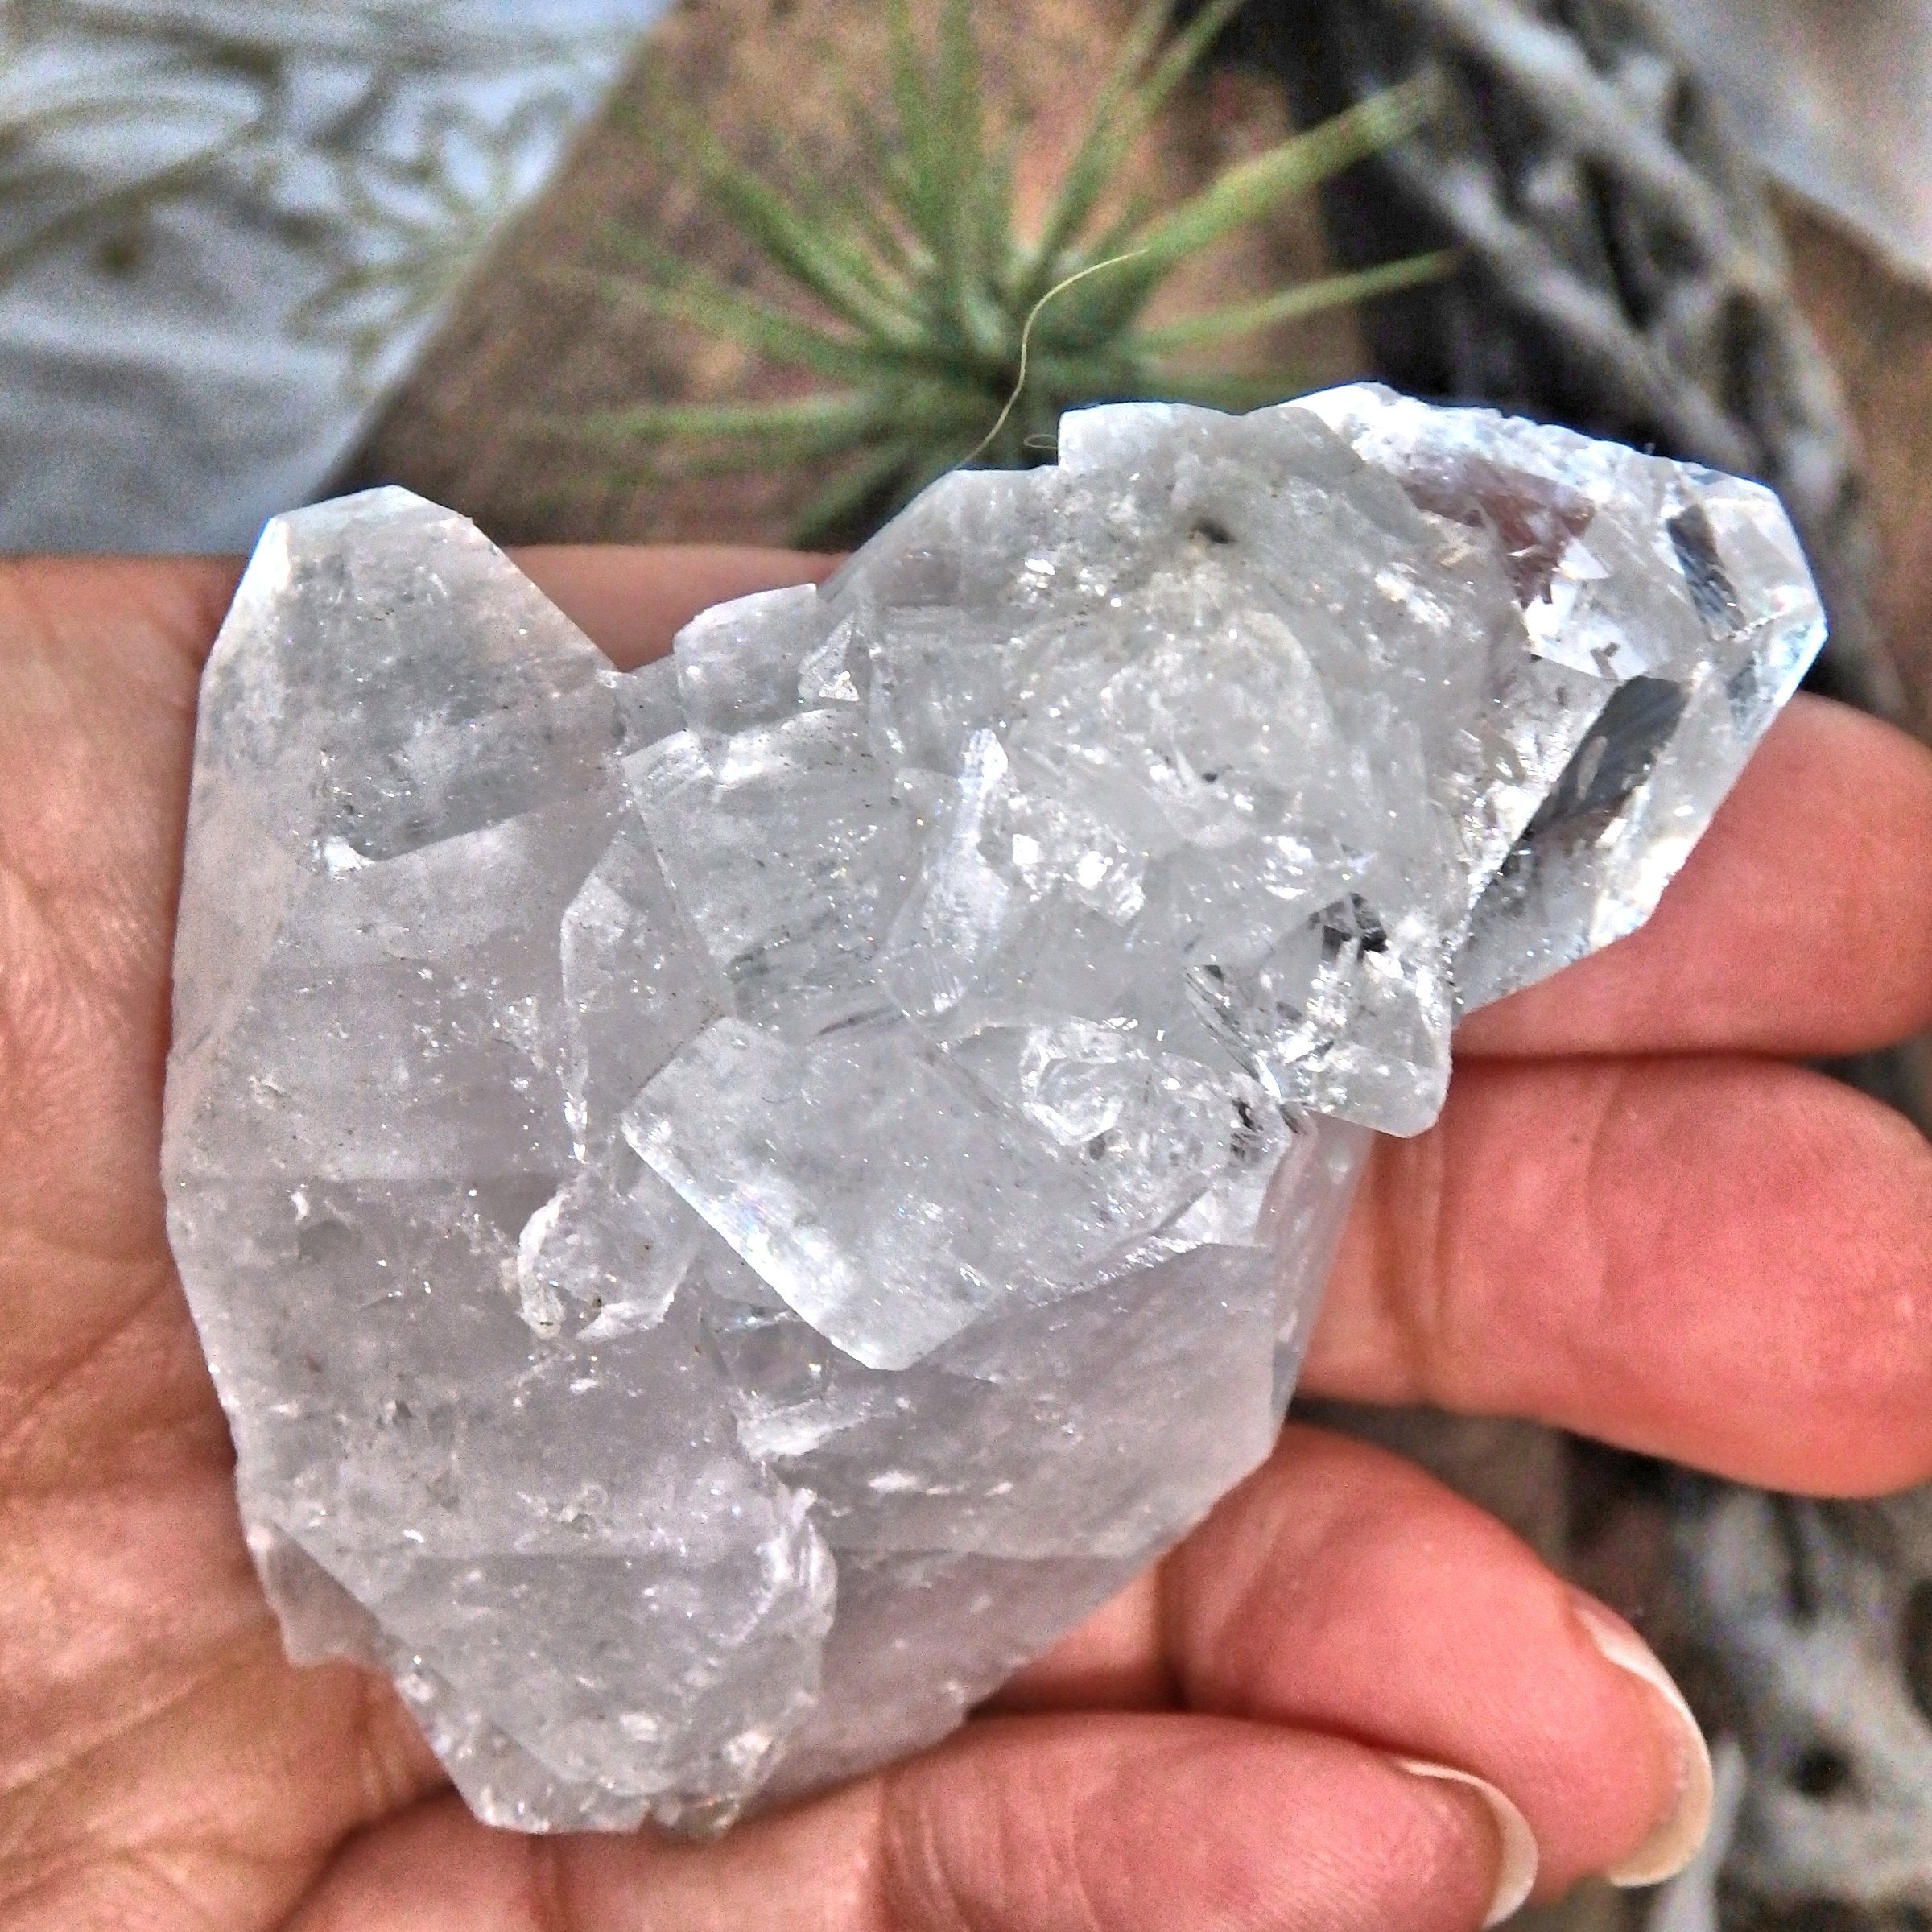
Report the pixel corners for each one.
[576,0,1448,543]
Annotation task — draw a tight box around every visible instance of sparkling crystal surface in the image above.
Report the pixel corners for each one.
[163,387,1824,1831]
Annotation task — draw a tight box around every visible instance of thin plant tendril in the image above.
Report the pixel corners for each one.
[962,249,1150,467]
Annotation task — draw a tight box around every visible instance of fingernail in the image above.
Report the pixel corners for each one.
[1396,1757,1538,1926]
[1571,1597,1715,1887]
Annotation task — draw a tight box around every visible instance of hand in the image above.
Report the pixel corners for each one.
[4,547,1930,1932]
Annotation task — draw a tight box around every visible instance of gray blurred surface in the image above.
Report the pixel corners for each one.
[0,1,667,552]
[1662,0,1932,287]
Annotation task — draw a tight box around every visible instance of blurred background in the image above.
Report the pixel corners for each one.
[6,2,1930,1925]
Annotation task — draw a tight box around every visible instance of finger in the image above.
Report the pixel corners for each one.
[1167,1425,1707,1896]
[1307,1054,1932,1494]
[1458,696,1932,1059]
[283,1719,1512,1932]
[995,1426,1706,1897]
[514,544,839,671]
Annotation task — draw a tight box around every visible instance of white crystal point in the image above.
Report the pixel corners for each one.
[1289,386,1827,1007]
[164,393,1823,1831]
[165,491,833,1832]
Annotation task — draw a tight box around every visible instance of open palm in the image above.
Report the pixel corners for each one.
[4,547,1931,1931]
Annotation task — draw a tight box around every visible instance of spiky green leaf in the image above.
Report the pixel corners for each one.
[570,390,887,450]
[591,6,1445,540]
[1083,77,1440,341]
[1136,247,1458,352]
[1017,0,1246,307]
[625,86,920,342]
[587,249,887,380]
[791,440,927,545]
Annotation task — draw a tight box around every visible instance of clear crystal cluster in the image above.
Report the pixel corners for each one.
[163,386,1824,1831]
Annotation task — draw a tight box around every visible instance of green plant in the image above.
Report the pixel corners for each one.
[569,0,1449,543]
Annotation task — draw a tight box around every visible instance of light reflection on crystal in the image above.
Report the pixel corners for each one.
[163,387,1824,1831]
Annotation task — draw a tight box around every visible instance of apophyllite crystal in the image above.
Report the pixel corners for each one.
[163,386,1824,1831]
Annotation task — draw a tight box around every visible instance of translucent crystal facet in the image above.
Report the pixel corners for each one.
[163,388,1824,1831]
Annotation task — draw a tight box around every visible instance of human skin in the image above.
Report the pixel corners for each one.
[2,547,1931,1930]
